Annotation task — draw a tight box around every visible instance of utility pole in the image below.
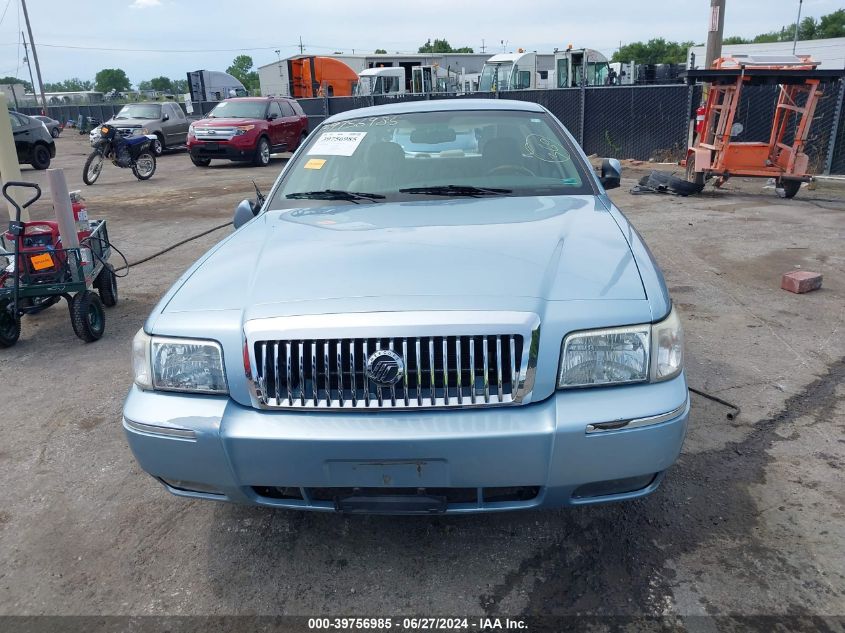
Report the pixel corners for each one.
[20,0,47,114]
[299,36,304,55]
[792,0,803,54]
[21,33,37,103]
[481,39,486,54]
[704,0,726,70]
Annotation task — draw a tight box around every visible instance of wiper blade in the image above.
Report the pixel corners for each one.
[399,184,511,197]
[286,189,386,203]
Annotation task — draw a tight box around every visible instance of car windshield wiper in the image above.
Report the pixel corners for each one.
[399,184,512,197]
[285,189,386,204]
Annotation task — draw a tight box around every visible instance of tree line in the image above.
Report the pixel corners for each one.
[613,8,844,64]
[0,55,262,97]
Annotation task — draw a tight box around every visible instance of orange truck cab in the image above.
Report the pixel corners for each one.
[288,56,359,98]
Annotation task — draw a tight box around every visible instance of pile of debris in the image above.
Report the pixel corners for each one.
[630,171,704,197]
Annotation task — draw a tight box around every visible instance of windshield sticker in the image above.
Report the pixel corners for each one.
[304,158,326,170]
[321,115,399,131]
[523,134,572,163]
[308,131,367,156]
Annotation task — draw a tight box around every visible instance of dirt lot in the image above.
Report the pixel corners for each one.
[1,133,843,627]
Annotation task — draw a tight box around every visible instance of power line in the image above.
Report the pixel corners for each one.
[0,0,13,27]
[38,43,303,53]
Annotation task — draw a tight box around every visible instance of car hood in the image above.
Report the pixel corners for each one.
[193,118,261,127]
[106,118,151,127]
[163,196,645,315]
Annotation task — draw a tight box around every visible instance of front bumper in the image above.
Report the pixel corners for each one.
[122,374,689,513]
[188,138,256,161]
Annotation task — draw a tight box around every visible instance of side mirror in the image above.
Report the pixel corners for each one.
[233,199,258,229]
[268,113,278,121]
[162,113,169,121]
[599,158,622,190]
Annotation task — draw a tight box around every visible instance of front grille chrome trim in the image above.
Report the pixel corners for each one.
[244,311,540,411]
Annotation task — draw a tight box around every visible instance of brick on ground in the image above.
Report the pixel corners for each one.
[781,270,823,294]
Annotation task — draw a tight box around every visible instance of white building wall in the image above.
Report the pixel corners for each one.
[687,37,845,69]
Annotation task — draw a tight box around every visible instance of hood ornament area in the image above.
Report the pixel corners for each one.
[366,350,405,386]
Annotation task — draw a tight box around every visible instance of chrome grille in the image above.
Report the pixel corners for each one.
[251,335,527,410]
[194,127,236,141]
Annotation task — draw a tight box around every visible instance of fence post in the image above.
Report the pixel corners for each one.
[578,80,586,147]
[823,78,845,176]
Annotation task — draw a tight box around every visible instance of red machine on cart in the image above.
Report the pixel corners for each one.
[683,55,845,198]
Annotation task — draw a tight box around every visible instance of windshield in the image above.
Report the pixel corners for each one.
[115,104,161,120]
[267,109,592,210]
[207,100,267,119]
[479,63,512,91]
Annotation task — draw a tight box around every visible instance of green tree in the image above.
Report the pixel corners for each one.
[0,76,32,91]
[611,38,693,64]
[95,68,131,93]
[418,39,473,54]
[137,80,153,91]
[226,54,259,90]
[722,36,750,45]
[44,78,93,92]
[149,76,173,92]
[817,9,845,38]
[171,78,188,94]
[374,48,387,54]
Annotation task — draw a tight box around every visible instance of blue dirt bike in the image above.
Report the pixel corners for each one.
[83,124,156,185]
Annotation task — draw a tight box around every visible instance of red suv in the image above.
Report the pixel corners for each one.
[187,97,308,167]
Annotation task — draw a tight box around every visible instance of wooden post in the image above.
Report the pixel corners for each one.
[0,93,29,222]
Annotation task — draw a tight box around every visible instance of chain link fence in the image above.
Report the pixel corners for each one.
[13,81,845,174]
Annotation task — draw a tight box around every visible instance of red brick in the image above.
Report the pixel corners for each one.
[781,271,823,294]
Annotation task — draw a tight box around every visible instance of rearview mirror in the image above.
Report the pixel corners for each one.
[268,113,278,121]
[599,158,622,190]
[162,113,169,121]
[233,199,258,229]
[410,127,457,144]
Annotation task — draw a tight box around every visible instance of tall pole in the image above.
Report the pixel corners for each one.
[704,0,726,70]
[792,0,803,54]
[21,32,36,105]
[20,0,47,115]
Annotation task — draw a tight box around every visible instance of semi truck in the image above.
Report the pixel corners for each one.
[276,56,359,98]
[554,48,611,87]
[186,70,248,102]
[478,52,556,91]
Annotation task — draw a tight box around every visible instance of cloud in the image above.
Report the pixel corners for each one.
[129,0,161,8]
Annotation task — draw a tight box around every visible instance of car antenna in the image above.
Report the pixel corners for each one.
[252,180,266,207]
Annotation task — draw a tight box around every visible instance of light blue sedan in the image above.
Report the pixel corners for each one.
[125,99,688,514]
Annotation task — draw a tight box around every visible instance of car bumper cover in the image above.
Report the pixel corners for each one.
[122,374,689,513]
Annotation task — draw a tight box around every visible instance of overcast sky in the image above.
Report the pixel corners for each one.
[0,0,840,86]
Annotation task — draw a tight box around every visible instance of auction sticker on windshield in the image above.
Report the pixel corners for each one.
[308,131,367,156]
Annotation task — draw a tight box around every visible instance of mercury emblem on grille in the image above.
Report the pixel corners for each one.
[366,350,405,386]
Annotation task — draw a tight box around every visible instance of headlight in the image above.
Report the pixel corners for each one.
[650,306,683,381]
[558,325,650,388]
[139,128,149,135]
[557,306,683,389]
[132,329,228,394]
[233,125,255,135]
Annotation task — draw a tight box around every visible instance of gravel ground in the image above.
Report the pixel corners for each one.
[0,133,843,630]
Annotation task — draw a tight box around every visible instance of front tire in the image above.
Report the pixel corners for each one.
[31,144,51,170]
[153,134,164,156]
[191,155,211,167]
[94,264,118,307]
[50,127,60,138]
[69,291,105,342]
[0,304,20,348]
[253,136,271,166]
[83,151,105,185]
[132,151,156,180]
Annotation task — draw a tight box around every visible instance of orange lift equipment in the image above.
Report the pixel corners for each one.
[683,55,845,198]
